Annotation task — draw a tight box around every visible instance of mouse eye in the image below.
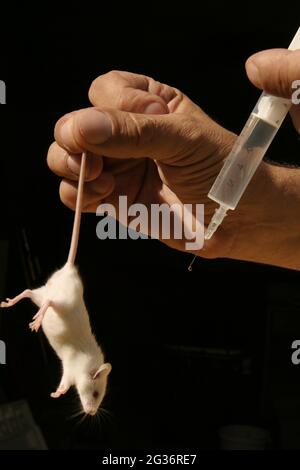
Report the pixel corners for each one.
[93,391,99,399]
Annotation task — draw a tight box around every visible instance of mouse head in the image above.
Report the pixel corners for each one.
[77,363,112,415]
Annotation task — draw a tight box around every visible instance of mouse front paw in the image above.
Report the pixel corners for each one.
[50,387,68,398]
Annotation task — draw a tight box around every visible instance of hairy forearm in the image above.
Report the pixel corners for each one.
[222,161,300,270]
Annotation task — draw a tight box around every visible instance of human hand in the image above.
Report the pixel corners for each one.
[47,66,300,270]
[47,71,236,256]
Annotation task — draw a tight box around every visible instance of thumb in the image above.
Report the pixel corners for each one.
[55,107,202,162]
[245,49,300,98]
[245,48,300,132]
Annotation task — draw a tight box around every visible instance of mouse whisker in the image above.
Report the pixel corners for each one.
[74,412,88,428]
[94,411,105,431]
[67,410,85,420]
[96,407,113,428]
[92,414,100,432]
[101,407,113,415]
[100,407,114,420]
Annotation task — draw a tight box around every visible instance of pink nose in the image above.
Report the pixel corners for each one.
[84,405,96,415]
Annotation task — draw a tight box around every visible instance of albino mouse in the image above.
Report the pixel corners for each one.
[1,152,112,416]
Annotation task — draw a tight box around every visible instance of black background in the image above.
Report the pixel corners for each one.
[0,3,300,451]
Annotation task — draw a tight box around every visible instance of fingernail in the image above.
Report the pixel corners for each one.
[246,60,261,86]
[67,155,81,175]
[77,109,112,144]
[60,120,74,150]
[144,102,167,114]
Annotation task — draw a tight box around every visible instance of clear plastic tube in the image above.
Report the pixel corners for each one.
[205,26,300,240]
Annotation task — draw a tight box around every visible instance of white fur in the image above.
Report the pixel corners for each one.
[30,263,111,415]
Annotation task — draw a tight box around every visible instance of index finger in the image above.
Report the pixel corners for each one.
[88,70,176,114]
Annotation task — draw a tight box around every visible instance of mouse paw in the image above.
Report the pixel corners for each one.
[50,387,68,398]
[28,300,51,333]
[29,317,43,332]
[1,298,16,308]
[1,289,32,308]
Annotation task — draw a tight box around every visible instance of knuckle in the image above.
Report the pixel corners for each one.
[149,78,164,96]
[179,115,202,142]
[127,113,155,149]
[105,70,122,79]
[88,78,99,103]
[117,88,148,113]
[117,92,128,110]
[109,111,154,150]
[88,70,121,104]
[149,78,179,104]
[117,90,135,111]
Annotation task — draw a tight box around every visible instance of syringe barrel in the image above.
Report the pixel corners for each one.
[208,92,291,210]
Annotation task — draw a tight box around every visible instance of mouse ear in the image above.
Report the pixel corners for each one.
[92,362,112,380]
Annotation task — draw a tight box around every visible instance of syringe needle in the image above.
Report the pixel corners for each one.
[205,205,228,240]
[188,255,197,271]
[205,26,300,240]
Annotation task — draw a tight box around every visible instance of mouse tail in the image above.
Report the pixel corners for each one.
[67,151,87,265]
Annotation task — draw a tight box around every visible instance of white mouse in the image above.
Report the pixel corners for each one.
[1,152,112,416]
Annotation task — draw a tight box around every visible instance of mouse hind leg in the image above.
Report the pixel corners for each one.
[1,288,51,333]
[29,300,52,333]
[1,289,33,308]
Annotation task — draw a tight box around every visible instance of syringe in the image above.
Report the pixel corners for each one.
[205,26,300,240]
